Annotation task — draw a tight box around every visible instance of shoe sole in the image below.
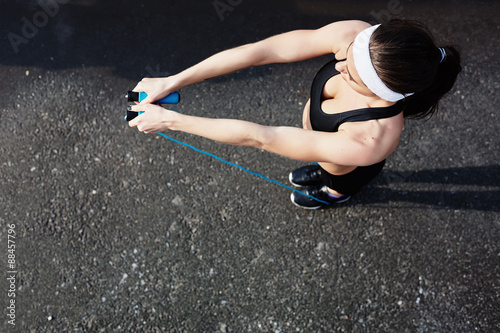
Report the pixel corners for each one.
[290,193,351,209]
[288,173,303,187]
[332,196,351,204]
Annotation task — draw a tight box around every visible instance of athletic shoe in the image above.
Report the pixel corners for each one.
[289,164,323,187]
[290,185,351,209]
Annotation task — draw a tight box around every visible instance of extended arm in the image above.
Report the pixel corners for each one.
[133,20,370,103]
[175,20,368,84]
[128,104,381,166]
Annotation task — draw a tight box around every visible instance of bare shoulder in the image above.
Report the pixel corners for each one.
[340,113,404,161]
[342,113,404,141]
[314,20,372,56]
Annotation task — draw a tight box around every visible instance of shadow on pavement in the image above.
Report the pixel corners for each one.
[358,165,500,212]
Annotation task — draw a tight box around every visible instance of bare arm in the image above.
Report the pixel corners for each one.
[128,104,383,167]
[176,20,370,83]
[133,20,370,103]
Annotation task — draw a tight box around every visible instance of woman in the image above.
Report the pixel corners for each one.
[128,19,461,209]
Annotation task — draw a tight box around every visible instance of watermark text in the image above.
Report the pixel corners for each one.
[213,0,243,22]
[369,0,404,24]
[7,0,70,54]
[6,223,17,326]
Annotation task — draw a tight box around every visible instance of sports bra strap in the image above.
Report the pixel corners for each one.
[310,58,404,132]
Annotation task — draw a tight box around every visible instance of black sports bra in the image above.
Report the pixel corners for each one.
[310,59,404,133]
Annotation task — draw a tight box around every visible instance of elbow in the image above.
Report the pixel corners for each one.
[254,126,274,151]
[248,41,272,66]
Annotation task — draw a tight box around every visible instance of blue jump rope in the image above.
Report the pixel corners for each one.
[125,91,330,206]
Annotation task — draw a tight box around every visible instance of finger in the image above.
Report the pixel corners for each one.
[139,96,154,105]
[131,83,142,92]
[140,93,161,105]
[132,78,148,92]
[128,104,147,112]
[128,117,138,128]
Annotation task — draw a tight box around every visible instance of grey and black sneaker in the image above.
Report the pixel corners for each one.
[289,164,323,187]
[290,185,351,209]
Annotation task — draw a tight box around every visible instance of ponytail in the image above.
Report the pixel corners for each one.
[402,45,462,119]
[369,19,462,120]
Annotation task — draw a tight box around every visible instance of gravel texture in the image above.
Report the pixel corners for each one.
[1,0,499,332]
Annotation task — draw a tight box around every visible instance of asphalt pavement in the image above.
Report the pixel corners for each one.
[1,0,499,332]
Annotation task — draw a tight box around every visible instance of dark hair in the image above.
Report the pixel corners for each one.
[369,18,462,119]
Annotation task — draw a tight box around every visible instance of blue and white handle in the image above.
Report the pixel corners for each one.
[125,91,180,121]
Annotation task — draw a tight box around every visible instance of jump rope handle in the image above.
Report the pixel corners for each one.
[125,91,180,121]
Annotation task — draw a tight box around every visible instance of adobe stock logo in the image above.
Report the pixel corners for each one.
[369,0,404,24]
[213,0,243,22]
[7,0,70,54]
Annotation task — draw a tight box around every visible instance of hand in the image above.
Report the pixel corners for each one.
[132,76,180,104]
[128,103,177,134]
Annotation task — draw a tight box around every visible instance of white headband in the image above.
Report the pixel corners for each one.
[352,24,413,102]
